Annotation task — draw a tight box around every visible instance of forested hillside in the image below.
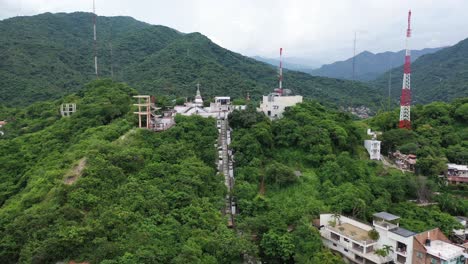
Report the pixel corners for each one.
[228,102,465,262]
[369,98,468,205]
[0,80,253,263]
[0,79,465,263]
[0,12,380,108]
[373,38,468,104]
[309,48,443,81]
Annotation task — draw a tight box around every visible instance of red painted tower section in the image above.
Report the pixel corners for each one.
[399,10,412,129]
[274,48,284,95]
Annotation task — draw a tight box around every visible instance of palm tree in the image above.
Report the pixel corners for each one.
[375,245,393,262]
[332,213,341,226]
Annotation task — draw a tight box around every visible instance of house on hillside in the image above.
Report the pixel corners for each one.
[0,120,6,136]
[318,212,467,264]
[446,163,468,185]
[412,228,466,264]
[392,151,417,172]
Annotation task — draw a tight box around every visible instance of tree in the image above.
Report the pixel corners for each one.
[265,162,297,187]
[260,231,295,261]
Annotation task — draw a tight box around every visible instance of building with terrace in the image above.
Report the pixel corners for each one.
[319,212,467,264]
[446,163,468,185]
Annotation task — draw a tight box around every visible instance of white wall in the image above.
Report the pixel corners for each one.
[259,95,303,119]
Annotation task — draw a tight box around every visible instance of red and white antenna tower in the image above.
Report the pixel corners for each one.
[93,0,98,78]
[276,48,283,95]
[399,10,412,129]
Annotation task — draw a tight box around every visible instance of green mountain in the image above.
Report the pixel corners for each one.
[373,38,468,104]
[309,48,443,81]
[0,12,380,108]
[0,80,465,263]
[0,80,255,263]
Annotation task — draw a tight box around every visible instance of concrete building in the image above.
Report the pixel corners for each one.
[258,92,302,119]
[319,212,467,264]
[392,151,417,172]
[454,216,468,242]
[412,228,466,264]
[365,139,381,160]
[372,212,416,264]
[174,86,245,119]
[154,110,176,131]
[447,164,468,184]
[320,213,392,264]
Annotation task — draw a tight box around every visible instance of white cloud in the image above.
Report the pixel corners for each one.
[0,0,467,64]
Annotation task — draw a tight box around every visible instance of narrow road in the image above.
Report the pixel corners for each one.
[218,118,235,227]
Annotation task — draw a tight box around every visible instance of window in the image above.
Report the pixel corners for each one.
[333,243,337,247]
[273,105,279,109]
[416,252,423,259]
[344,249,348,252]
[344,238,350,242]
[430,258,437,264]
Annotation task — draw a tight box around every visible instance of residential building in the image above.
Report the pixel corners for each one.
[365,139,381,160]
[412,228,466,264]
[372,212,416,264]
[319,213,392,264]
[447,164,468,184]
[258,92,302,119]
[392,151,417,171]
[453,216,468,242]
[319,212,467,264]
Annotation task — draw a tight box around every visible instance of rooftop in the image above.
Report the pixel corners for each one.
[425,240,464,260]
[329,223,375,245]
[373,212,400,221]
[448,163,468,171]
[390,227,416,238]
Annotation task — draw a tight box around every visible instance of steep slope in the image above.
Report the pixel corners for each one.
[373,38,468,104]
[309,48,443,81]
[0,80,253,263]
[0,12,380,108]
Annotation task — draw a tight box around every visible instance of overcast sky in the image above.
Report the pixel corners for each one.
[1,0,467,64]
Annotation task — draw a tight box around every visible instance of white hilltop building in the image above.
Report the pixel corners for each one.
[259,90,303,119]
[174,84,245,119]
[258,48,303,119]
[364,129,381,160]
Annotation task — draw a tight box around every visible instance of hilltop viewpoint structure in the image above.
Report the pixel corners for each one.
[174,84,245,119]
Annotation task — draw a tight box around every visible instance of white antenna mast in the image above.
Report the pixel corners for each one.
[93,0,98,78]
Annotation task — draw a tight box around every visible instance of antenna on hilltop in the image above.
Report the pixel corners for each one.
[399,10,412,129]
[109,21,114,79]
[278,48,283,95]
[93,0,99,78]
[352,31,357,81]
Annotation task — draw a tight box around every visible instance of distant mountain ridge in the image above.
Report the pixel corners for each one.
[251,56,321,72]
[0,12,381,108]
[308,47,444,81]
[372,38,468,104]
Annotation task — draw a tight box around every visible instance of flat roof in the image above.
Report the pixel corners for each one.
[373,212,400,221]
[329,223,375,245]
[448,163,468,171]
[390,227,416,238]
[425,240,464,260]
